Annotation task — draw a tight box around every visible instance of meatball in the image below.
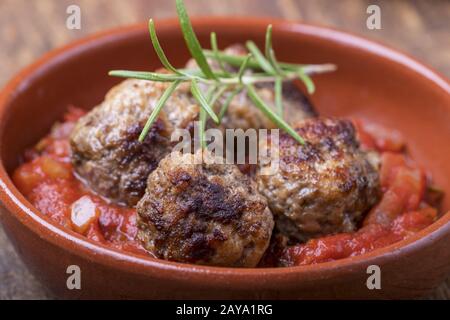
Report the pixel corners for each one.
[256,118,380,241]
[186,44,317,131]
[136,151,274,267]
[70,78,199,206]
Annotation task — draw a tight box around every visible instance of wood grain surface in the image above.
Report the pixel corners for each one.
[0,0,449,300]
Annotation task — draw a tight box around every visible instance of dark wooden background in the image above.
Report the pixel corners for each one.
[0,0,449,299]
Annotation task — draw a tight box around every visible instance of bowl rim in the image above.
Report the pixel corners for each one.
[0,17,449,286]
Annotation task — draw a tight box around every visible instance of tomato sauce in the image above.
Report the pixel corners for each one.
[12,109,441,266]
[13,107,148,256]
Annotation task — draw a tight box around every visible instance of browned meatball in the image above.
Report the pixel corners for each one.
[136,151,274,267]
[256,118,380,241]
[70,78,199,206]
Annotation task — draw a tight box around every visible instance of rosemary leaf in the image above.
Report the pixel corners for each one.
[191,79,220,124]
[264,25,283,75]
[238,54,252,84]
[246,41,276,75]
[139,80,181,142]
[198,84,219,149]
[210,32,230,77]
[196,84,220,149]
[265,25,273,60]
[274,77,283,116]
[176,0,217,80]
[297,70,315,94]
[109,70,187,82]
[199,107,207,149]
[148,19,182,75]
[247,84,305,145]
[269,50,284,76]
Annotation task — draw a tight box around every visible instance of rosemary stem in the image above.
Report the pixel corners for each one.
[196,71,305,85]
[204,50,336,74]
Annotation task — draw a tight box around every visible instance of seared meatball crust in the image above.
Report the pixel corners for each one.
[257,118,380,241]
[70,78,199,206]
[137,151,274,267]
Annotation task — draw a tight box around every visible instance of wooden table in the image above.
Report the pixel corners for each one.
[0,0,449,299]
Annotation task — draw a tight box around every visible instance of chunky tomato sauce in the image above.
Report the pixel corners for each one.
[13,108,441,266]
[13,107,147,256]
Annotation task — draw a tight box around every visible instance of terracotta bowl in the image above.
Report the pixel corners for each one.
[0,18,449,299]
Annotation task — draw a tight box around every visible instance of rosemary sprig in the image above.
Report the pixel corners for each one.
[109,0,336,146]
